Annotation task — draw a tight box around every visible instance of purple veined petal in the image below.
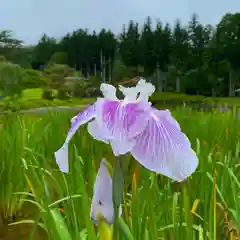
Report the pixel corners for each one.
[54,104,96,173]
[109,101,150,155]
[90,159,122,225]
[131,109,198,182]
[154,109,181,130]
[87,119,109,144]
[95,98,120,139]
[95,98,150,156]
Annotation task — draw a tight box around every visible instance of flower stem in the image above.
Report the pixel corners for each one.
[112,156,124,239]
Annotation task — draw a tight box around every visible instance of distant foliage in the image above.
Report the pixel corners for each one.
[42,88,55,100]
[57,87,71,100]
[0,12,240,97]
[23,69,47,89]
[72,81,89,98]
[43,63,74,89]
[0,61,24,98]
[0,55,6,62]
[49,51,68,64]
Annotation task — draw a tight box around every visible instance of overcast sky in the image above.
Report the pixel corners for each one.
[1,0,239,44]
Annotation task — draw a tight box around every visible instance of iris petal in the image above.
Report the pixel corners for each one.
[100,83,118,100]
[136,79,155,102]
[54,104,95,173]
[95,99,120,139]
[110,102,150,155]
[95,98,150,155]
[131,109,198,182]
[90,160,122,224]
[87,120,109,144]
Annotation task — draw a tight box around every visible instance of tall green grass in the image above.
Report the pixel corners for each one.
[1,106,240,239]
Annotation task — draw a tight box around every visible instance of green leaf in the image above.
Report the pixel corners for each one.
[50,209,72,240]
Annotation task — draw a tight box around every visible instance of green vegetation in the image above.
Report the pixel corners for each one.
[22,88,46,100]
[1,13,240,100]
[0,88,95,113]
[0,97,95,113]
[1,107,240,239]
[2,87,240,114]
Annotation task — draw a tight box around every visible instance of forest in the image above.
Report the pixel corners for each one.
[0,13,240,97]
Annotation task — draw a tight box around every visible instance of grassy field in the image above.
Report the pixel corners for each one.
[1,105,240,240]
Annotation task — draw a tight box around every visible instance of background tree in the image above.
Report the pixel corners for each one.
[170,20,189,92]
[140,16,156,77]
[0,61,24,98]
[1,12,240,98]
[216,13,240,96]
[119,21,141,75]
[31,34,58,69]
[49,51,68,65]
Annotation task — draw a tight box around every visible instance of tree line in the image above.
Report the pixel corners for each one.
[1,13,240,97]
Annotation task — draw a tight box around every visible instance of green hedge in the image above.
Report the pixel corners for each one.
[150,92,205,106]
[150,92,240,106]
[0,98,96,113]
[1,91,240,114]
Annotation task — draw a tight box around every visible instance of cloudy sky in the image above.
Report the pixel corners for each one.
[1,0,239,44]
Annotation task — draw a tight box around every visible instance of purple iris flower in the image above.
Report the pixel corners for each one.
[90,159,122,224]
[54,79,198,182]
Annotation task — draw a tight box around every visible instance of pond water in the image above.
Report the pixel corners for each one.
[0,203,48,240]
[0,224,47,240]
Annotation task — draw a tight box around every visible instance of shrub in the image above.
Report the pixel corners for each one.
[84,87,101,98]
[44,63,74,89]
[23,69,48,89]
[149,92,205,106]
[72,81,89,98]
[42,88,55,100]
[57,88,71,100]
[0,61,24,98]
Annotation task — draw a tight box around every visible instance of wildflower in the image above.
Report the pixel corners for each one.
[55,80,151,172]
[90,160,122,224]
[55,79,198,181]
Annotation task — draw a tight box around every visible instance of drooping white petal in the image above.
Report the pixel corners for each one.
[54,104,95,173]
[100,83,118,100]
[131,108,198,182]
[90,160,122,224]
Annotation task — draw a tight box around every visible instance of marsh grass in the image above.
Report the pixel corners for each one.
[1,106,240,239]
